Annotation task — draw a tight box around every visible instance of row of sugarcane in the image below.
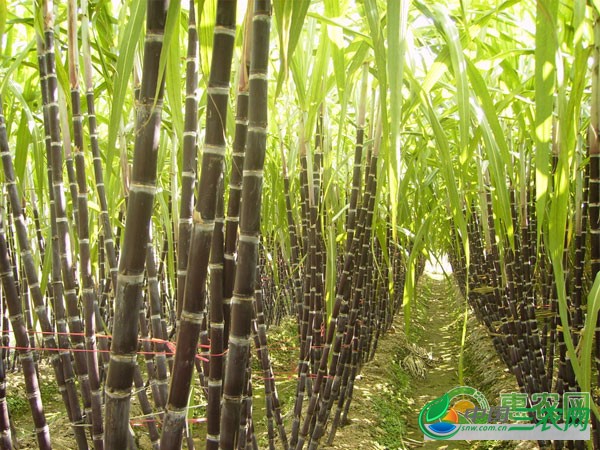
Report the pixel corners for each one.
[435,2,600,449]
[448,66,599,450]
[0,1,408,449]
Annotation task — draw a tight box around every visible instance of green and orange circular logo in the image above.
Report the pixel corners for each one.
[418,386,490,440]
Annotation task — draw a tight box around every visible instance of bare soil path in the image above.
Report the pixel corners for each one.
[330,268,532,450]
[401,273,471,449]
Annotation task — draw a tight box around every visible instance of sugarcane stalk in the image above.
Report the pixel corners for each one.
[161,1,237,446]
[206,177,225,450]
[41,0,95,424]
[146,227,169,405]
[220,2,271,447]
[252,264,289,449]
[223,5,252,348]
[590,10,600,449]
[104,1,168,446]
[68,1,105,445]
[0,332,11,450]
[133,363,160,450]
[81,0,119,295]
[1,87,89,448]
[176,0,199,325]
[0,211,50,450]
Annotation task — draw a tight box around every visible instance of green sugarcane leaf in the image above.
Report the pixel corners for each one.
[289,40,307,109]
[364,0,394,247]
[325,224,337,320]
[306,12,370,40]
[420,93,469,267]
[328,25,345,97]
[0,0,5,51]
[403,215,430,335]
[552,259,586,415]
[363,0,385,93]
[287,0,311,68]
[14,112,28,185]
[466,59,514,244]
[107,0,146,186]
[0,38,35,95]
[273,0,309,97]
[6,82,39,180]
[306,28,329,133]
[322,0,347,97]
[165,7,183,142]
[272,0,291,96]
[534,0,558,243]
[346,40,370,80]
[429,3,470,166]
[578,274,600,421]
[199,0,215,76]
[401,51,449,127]
[387,0,409,244]
[156,0,181,106]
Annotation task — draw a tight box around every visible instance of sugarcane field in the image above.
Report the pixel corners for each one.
[0,0,599,449]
